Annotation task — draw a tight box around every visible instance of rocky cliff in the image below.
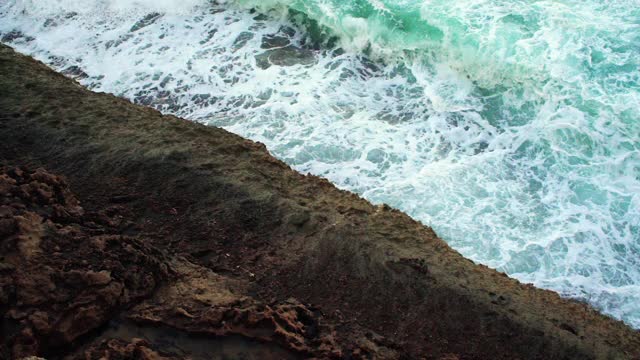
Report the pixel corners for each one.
[1,44,639,359]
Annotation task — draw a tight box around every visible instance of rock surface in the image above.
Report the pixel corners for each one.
[1,43,639,359]
[0,166,169,358]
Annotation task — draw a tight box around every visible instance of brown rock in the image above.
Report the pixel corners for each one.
[86,270,112,286]
[0,217,17,237]
[28,311,51,334]
[79,338,178,360]
[0,166,169,358]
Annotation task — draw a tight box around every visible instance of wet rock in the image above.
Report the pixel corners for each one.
[261,35,290,49]
[191,93,218,107]
[105,34,133,50]
[199,28,217,45]
[1,30,34,43]
[61,65,89,80]
[43,19,57,28]
[130,13,163,32]
[255,46,317,70]
[232,32,254,52]
[253,14,269,21]
[280,26,296,38]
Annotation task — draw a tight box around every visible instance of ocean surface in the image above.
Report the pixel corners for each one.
[1,0,639,327]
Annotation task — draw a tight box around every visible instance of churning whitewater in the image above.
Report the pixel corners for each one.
[1,0,639,327]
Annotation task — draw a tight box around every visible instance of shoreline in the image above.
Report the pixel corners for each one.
[1,44,639,359]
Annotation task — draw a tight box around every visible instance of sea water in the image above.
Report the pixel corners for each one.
[1,0,639,327]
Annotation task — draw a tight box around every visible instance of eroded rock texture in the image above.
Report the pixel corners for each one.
[0,167,169,358]
[0,167,395,359]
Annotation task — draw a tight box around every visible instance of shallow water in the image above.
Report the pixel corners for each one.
[1,0,639,327]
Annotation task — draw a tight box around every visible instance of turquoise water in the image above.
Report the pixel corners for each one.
[1,0,639,327]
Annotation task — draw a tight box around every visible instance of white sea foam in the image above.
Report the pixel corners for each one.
[1,0,639,327]
[8,0,207,15]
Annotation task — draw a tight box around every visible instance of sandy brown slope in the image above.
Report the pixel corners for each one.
[0,43,639,359]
